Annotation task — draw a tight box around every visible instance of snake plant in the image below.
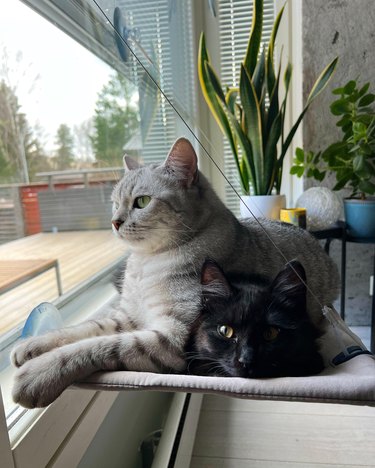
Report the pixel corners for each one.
[198,0,338,195]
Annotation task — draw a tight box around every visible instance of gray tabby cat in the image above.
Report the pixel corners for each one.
[11,138,339,408]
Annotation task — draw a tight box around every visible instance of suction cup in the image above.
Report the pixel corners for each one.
[21,302,63,338]
[114,6,129,62]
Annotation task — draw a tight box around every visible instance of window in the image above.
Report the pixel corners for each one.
[0,0,197,337]
[0,0,198,435]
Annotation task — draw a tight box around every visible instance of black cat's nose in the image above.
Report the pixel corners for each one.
[238,349,254,368]
[112,219,124,231]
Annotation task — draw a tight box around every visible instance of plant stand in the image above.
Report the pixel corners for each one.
[311,221,375,353]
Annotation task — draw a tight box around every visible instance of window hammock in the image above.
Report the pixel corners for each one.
[74,307,375,407]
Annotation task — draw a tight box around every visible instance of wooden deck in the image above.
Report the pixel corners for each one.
[0,231,127,335]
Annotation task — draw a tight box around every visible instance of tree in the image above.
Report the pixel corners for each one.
[91,72,139,166]
[54,124,74,170]
[26,123,53,180]
[0,79,29,183]
[0,47,46,183]
[73,119,93,162]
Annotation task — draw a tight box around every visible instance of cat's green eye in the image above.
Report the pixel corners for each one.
[263,326,280,342]
[217,325,234,339]
[134,195,151,209]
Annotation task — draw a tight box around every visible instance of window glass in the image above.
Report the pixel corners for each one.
[0,0,197,342]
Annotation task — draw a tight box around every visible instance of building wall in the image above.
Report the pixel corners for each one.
[301,0,375,325]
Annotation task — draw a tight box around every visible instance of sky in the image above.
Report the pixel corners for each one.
[0,1,112,153]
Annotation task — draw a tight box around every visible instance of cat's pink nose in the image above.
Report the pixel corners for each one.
[112,219,124,231]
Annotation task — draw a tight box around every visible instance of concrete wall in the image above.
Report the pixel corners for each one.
[301,0,374,325]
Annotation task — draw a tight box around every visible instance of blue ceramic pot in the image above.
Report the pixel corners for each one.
[344,197,375,240]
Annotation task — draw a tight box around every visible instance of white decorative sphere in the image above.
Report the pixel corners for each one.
[296,187,343,231]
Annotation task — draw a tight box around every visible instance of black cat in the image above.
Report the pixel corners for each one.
[186,259,324,378]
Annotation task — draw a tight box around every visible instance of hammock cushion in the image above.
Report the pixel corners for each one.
[74,308,375,406]
[76,354,375,406]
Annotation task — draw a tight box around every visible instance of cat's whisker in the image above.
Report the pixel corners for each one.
[178,219,194,232]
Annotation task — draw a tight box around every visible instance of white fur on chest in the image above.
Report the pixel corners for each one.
[121,253,174,326]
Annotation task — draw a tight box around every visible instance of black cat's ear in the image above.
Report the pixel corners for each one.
[271,260,307,309]
[201,259,231,298]
[164,138,198,187]
[124,154,142,171]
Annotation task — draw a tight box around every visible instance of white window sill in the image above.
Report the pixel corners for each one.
[0,260,123,467]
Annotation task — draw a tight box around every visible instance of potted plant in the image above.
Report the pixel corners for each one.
[291,79,375,239]
[198,0,337,219]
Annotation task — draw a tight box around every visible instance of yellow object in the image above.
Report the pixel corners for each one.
[280,208,307,229]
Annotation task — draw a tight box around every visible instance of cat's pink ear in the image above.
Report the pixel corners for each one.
[164,138,198,187]
[124,154,141,171]
[201,260,231,298]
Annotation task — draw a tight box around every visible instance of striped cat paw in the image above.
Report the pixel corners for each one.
[11,336,59,368]
[12,352,70,408]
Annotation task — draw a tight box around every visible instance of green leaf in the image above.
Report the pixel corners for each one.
[352,121,367,136]
[358,180,375,194]
[244,0,263,76]
[291,166,305,177]
[333,171,352,191]
[330,98,351,115]
[358,83,370,98]
[295,147,305,163]
[360,143,373,155]
[343,80,356,95]
[240,64,265,193]
[306,57,339,105]
[307,151,314,163]
[353,154,372,179]
[204,61,226,103]
[332,87,344,95]
[264,112,282,193]
[353,154,365,172]
[252,47,266,102]
[266,4,285,95]
[266,61,281,136]
[336,115,351,127]
[240,157,250,193]
[225,88,239,114]
[348,91,359,103]
[321,141,348,166]
[358,94,375,107]
[313,169,325,181]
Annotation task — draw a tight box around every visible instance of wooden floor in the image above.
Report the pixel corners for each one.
[190,395,375,467]
[0,231,127,335]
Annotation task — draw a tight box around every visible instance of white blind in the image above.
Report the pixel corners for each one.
[218,0,276,214]
[115,0,196,164]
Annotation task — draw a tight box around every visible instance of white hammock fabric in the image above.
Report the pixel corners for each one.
[76,354,375,406]
[76,311,375,407]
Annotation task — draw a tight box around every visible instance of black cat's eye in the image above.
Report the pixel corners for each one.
[134,195,151,209]
[217,325,234,339]
[263,326,280,342]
